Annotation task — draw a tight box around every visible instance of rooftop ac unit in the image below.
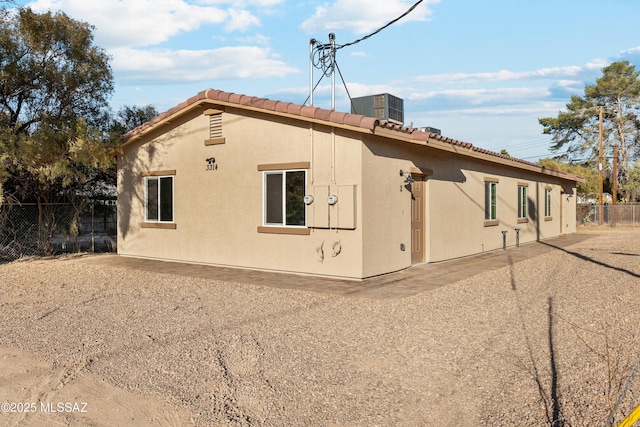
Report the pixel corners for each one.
[351,93,404,125]
[418,126,441,135]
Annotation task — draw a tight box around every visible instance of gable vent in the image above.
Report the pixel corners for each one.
[209,113,222,139]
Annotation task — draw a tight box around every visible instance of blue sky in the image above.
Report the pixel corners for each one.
[16,0,640,161]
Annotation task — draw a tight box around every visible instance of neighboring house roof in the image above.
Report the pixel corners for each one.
[124,88,584,183]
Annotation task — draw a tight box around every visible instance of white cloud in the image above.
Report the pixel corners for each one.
[225,8,261,32]
[412,62,608,85]
[300,0,439,34]
[408,87,551,106]
[25,0,285,86]
[197,0,284,6]
[621,46,640,55]
[26,0,260,48]
[111,46,299,83]
[235,33,271,45]
[422,104,563,117]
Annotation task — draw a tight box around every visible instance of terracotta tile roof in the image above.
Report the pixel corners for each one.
[124,88,559,175]
[125,88,379,141]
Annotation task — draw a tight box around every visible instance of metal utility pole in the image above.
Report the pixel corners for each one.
[329,33,335,111]
[308,33,336,110]
[599,108,604,225]
[613,144,618,226]
[613,144,618,205]
[309,38,316,106]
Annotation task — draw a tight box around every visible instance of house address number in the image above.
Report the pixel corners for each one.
[206,157,218,171]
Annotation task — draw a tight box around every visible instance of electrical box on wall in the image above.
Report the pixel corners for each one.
[307,185,356,230]
[306,185,329,228]
[336,185,356,229]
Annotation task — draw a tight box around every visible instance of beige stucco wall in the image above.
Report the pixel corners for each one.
[118,108,365,278]
[426,159,575,262]
[118,105,579,279]
[360,136,579,271]
[359,136,416,277]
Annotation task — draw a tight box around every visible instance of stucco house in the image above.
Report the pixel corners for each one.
[117,89,583,279]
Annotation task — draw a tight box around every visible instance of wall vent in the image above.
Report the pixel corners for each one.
[209,113,222,139]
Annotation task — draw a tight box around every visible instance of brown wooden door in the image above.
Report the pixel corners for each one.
[411,176,425,263]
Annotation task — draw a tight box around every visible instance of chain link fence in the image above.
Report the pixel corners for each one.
[0,200,117,263]
[578,203,640,228]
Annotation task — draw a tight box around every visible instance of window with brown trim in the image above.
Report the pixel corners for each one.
[484,180,498,222]
[143,171,175,226]
[544,188,552,218]
[256,163,311,235]
[263,169,306,227]
[518,184,528,221]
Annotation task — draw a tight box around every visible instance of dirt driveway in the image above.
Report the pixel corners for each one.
[1,231,640,426]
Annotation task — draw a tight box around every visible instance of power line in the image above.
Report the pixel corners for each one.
[519,152,567,160]
[335,60,357,114]
[507,139,553,153]
[336,0,426,50]
[302,72,329,107]
[518,150,594,164]
[307,0,426,106]
[303,56,357,112]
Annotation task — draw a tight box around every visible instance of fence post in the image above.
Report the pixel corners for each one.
[89,199,95,253]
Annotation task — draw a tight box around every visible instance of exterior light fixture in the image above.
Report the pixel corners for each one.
[399,169,415,184]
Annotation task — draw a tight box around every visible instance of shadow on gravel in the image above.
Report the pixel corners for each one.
[541,242,640,279]
[508,244,640,426]
[547,297,563,427]
[507,255,565,426]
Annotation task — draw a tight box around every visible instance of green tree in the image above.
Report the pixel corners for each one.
[0,7,113,204]
[111,105,158,135]
[539,158,598,201]
[90,104,158,191]
[621,161,640,202]
[0,7,114,254]
[539,61,640,200]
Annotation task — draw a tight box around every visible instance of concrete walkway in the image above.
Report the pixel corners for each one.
[89,233,595,299]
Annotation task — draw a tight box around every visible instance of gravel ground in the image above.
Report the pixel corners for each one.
[1,231,640,426]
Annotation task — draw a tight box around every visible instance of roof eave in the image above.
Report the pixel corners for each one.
[123,100,379,149]
[123,89,583,184]
[372,128,583,183]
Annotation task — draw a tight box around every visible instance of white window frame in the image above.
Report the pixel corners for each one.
[144,175,174,223]
[545,188,552,218]
[518,185,527,219]
[485,181,498,221]
[262,169,306,227]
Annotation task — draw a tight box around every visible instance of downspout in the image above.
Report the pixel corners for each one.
[560,189,564,235]
[536,181,540,241]
[310,123,314,185]
[329,33,336,186]
[331,127,336,185]
[308,38,316,185]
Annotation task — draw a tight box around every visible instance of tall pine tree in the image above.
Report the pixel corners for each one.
[539,61,640,201]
